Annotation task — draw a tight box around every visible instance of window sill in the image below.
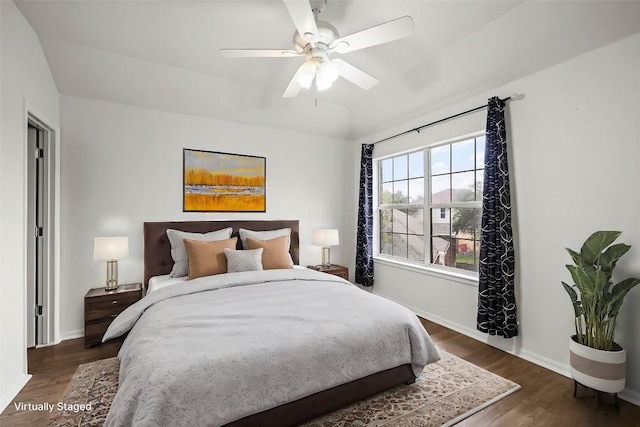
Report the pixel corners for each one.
[373,256,479,287]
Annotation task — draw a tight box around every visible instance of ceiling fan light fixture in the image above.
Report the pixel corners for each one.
[315,60,340,91]
[296,60,317,89]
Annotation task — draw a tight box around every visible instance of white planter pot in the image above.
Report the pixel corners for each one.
[569,335,626,393]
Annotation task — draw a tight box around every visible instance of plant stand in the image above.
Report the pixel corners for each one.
[573,380,619,413]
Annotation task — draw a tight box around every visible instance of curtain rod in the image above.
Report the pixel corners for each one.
[371,93,523,146]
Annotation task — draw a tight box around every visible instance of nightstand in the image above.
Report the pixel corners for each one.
[84,283,142,348]
[317,264,349,280]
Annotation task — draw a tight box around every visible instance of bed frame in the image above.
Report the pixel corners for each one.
[142,220,415,427]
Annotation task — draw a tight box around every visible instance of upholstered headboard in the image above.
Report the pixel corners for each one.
[143,220,300,289]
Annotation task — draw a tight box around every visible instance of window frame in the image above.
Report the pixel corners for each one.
[373,132,485,280]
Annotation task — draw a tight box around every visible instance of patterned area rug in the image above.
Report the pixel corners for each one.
[49,352,519,427]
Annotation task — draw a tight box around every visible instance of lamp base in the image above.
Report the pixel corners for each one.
[321,247,331,268]
[105,260,119,290]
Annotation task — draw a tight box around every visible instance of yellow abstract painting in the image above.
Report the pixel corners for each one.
[183,149,266,212]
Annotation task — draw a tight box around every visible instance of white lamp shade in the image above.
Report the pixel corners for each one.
[312,229,339,247]
[93,237,129,260]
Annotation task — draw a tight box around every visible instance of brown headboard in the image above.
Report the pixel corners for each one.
[143,220,300,289]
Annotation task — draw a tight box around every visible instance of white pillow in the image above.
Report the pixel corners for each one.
[238,228,293,267]
[224,248,264,273]
[166,228,233,277]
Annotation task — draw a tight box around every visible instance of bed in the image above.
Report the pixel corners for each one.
[102,220,440,426]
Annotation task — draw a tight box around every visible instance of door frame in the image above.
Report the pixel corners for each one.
[24,103,60,348]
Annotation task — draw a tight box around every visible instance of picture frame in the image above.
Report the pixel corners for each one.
[183,148,266,212]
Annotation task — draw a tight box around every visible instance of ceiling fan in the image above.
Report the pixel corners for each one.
[220,0,414,98]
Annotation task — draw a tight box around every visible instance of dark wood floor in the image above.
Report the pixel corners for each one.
[1,319,639,427]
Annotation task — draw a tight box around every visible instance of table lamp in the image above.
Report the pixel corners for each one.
[312,229,339,267]
[93,237,129,290]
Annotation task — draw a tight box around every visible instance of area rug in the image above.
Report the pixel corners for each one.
[49,352,519,427]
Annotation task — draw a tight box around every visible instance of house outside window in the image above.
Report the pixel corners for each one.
[376,134,485,275]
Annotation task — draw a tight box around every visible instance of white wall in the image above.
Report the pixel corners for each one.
[0,0,60,411]
[59,96,349,337]
[348,34,640,403]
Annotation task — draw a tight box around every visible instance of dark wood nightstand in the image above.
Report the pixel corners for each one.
[316,264,349,280]
[84,283,142,348]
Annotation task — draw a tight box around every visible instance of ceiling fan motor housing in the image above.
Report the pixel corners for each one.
[294,21,339,53]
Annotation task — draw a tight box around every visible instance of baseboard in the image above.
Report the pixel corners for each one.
[60,329,84,341]
[0,373,32,413]
[375,291,640,407]
[620,389,640,407]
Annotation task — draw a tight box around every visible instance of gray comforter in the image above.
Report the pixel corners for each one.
[103,268,440,426]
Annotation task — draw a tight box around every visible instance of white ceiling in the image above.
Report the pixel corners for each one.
[15,0,640,140]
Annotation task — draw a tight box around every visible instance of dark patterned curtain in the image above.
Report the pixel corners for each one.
[355,144,374,287]
[477,97,517,338]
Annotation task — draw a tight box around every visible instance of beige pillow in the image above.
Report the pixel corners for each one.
[246,236,293,270]
[183,237,238,280]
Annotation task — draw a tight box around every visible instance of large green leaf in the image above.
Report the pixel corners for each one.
[566,265,594,296]
[580,231,621,264]
[561,281,583,318]
[608,278,640,318]
[599,243,631,271]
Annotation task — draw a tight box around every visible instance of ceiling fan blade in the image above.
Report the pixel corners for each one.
[330,16,414,54]
[333,59,378,90]
[283,0,318,43]
[220,49,302,58]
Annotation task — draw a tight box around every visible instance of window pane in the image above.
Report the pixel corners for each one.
[407,208,424,235]
[380,210,392,232]
[392,234,408,258]
[381,182,393,204]
[408,151,423,178]
[393,180,408,204]
[380,232,392,255]
[431,175,450,203]
[475,171,484,202]
[474,209,482,240]
[408,234,425,262]
[451,172,475,202]
[393,155,408,180]
[451,208,480,239]
[476,135,486,169]
[408,178,424,203]
[455,238,478,272]
[431,236,452,266]
[431,145,450,175]
[381,158,393,182]
[392,209,408,233]
[452,139,475,172]
[431,208,450,236]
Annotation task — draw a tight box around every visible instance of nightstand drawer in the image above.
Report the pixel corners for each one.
[86,295,139,321]
[85,321,111,339]
[314,264,349,281]
[332,271,348,280]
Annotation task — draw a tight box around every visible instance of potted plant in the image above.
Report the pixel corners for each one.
[561,231,639,394]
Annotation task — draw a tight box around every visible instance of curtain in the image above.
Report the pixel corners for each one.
[355,144,374,287]
[477,97,518,338]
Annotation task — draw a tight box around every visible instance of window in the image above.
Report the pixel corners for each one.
[376,135,485,275]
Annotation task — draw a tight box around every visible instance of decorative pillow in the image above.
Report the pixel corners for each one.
[166,228,232,277]
[238,228,294,265]
[238,228,291,250]
[224,248,263,273]
[183,237,238,280]
[245,236,294,270]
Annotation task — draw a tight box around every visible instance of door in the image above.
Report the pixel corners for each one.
[27,124,46,347]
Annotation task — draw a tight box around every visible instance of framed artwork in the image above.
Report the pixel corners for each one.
[183,149,266,212]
